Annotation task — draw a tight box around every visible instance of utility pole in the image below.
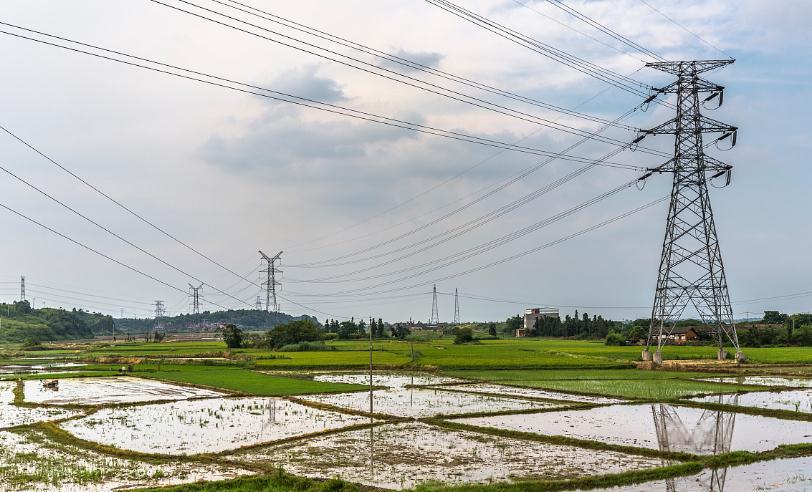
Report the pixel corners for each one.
[188,283,203,315]
[20,275,25,302]
[640,60,743,364]
[429,284,440,326]
[259,250,283,313]
[453,288,460,324]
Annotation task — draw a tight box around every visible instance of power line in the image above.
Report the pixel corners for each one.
[0,201,202,302]
[287,103,652,269]
[216,0,639,131]
[424,0,656,99]
[0,162,255,310]
[150,0,667,156]
[286,69,648,254]
[508,0,650,62]
[637,0,733,60]
[288,175,641,285]
[27,283,154,305]
[291,197,667,299]
[0,24,642,170]
[540,0,666,62]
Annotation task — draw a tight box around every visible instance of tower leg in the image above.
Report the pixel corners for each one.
[641,348,651,362]
[653,350,663,365]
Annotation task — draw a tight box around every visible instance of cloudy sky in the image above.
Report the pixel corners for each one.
[0,0,809,323]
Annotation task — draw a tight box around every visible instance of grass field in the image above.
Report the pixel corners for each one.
[133,364,366,395]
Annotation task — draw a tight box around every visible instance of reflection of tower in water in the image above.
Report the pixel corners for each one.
[652,395,738,491]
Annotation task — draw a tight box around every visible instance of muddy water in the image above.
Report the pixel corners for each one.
[61,397,370,455]
[312,372,465,388]
[441,383,623,404]
[235,422,661,489]
[591,455,812,491]
[300,387,555,418]
[691,389,812,413]
[0,429,252,491]
[23,376,224,405]
[697,376,812,388]
[455,404,812,453]
[0,382,77,429]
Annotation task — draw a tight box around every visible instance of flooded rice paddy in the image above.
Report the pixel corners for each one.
[6,370,812,491]
[0,429,251,491]
[454,404,812,453]
[23,376,224,406]
[592,455,812,491]
[690,389,812,413]
[235,422,661,489]
[299,387,556,418]
[312,372,464,388]
[697,375,812,388]
[61,397,370,455]
[442,383,624,404]
[0,382,77,429]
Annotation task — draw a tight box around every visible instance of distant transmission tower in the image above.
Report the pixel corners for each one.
[453,288,460,324]
[154,300,165,319]
[20,275,25,302]
[255,295,263,311]
[259,250,283,313]
[640,60,743,364]
[188,283,203,315]
[429,284,440,326]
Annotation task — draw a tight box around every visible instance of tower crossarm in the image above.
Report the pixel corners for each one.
[646,59,734,75]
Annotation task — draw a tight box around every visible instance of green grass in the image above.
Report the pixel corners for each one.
[446,368,726,381]
[135,470,358,492]
[446,368,759,399]
[502,378,758,399]
[132,364,366,395]
[0,370,121,381]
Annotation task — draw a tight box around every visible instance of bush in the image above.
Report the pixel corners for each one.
[221,324,243,349]
[605,331,626,346]
[265,319,324,349]
[453,327,474,344]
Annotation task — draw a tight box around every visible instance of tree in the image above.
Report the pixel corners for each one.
[377,318,385,337]
[453,326,474,344]
[391,323,411,340]
[505,315,523,335]
[267,319,323,348]
[763,311,786,324]
[488,323,497,337]
[221,324,243,348]
[369,319,378,339]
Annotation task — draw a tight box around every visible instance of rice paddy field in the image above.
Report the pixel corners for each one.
[0,337,811,491]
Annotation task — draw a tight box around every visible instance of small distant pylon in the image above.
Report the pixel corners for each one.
[429,284,440,326]
[259,250,283,313]
[255,295,263,311]
[20,275,25,302]
[188,283,203,315]
[453,288,460,324]
[154,300,165,319]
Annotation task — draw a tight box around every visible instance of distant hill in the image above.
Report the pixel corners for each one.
[0,301,315,343]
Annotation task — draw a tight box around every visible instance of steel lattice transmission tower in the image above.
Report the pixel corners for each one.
[154,300,165,319]
[453,288,460,324]
[640,60,743,364]
[19,275,25,302]
[188,283,203,315]
[429,284,440,326]
[259,250,283,313]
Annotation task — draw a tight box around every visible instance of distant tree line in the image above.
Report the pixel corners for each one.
[604,311,812,347]
[504,310,620,339]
